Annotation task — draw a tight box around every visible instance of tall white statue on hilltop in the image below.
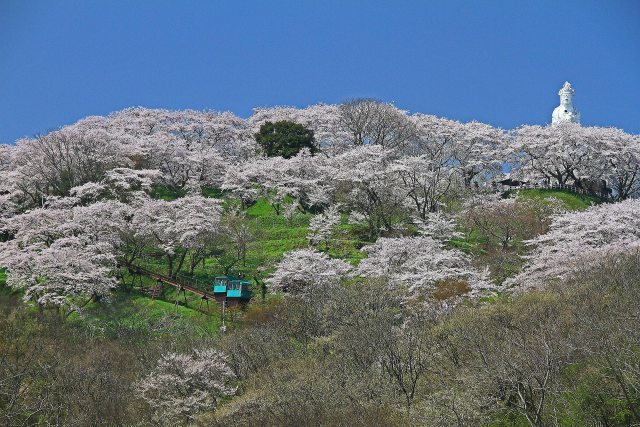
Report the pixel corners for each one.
[552,81,580,124]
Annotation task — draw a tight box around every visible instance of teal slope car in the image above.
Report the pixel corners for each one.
[212,276,252,305]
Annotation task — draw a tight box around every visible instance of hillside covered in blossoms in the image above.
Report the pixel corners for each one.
[0,98,639,425]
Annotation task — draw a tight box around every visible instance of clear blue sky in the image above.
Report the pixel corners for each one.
[1,0,639,144]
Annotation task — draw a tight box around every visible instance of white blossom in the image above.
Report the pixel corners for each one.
[307,205,341,247]
[137,349,237,423]
[415,212,462,241]
[267,249,352,296]
[357,236,494,303]
[511,198,640,289]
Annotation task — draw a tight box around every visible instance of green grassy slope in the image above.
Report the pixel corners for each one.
[136,197,313,279]
[515,188,605,210]
[70,289,223,338]
[243,199,312,276]
[1,257,224,338]
[245,200,368,268]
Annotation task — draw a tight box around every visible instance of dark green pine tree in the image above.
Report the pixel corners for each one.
[255,120,316,158]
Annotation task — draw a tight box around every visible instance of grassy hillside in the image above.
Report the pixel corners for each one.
[70,289,224,339]
[243,198,313,275]
[1,186,608,341]
[3,187,605,337]
[516,188,605,210]
[0,267,226,339]
[76,196,313,335]
[103,194,370,333]
[247,199,370,266]
[152,187,605,295]
[2,187,636,426]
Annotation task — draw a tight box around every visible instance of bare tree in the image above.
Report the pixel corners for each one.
[446,293,571,427]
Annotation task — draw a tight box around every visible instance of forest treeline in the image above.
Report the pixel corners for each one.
[2,253,638,425]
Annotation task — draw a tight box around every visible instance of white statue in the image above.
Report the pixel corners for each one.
[552,81,580,124]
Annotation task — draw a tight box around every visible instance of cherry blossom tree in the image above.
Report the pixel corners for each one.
[414,211,462,241]
[136,349,236,424]
[389,155,458,218]
[2,191,221,294]
[330,145,404,237]
[357,236,494,303]
[408,113,459,157]
[0,232,117,314]
[0,197,148,309]
[105,107,255,161]
[283,201,300,226]
[167,109,252,158]
[267,249,352,297]
[592,126,640,200]
[222,149,332,213]
[511,123,640,199]
[0,145,17,218]
[307,205,341,249]
[512,123,599,187]
[146,137,193,189]
[381,114,474,219]
[2,192,223,300]
[511,198,640,289]
[11,127,130,206]
[451,120,506,187]
[132,196,222,277]
[140,135,228,191]
[68,201,150,269]
[220,164,263,208]
[0,144,13,171]
[339,99,415,149]
[70,168,161,204]
[11,238,115,309]
[1,205,70,247]
[55,107,253,192]
[0,192,16,222]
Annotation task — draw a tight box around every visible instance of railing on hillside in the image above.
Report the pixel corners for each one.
[126,263,215,301]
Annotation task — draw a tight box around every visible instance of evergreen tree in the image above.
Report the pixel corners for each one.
[255,120,316,158]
